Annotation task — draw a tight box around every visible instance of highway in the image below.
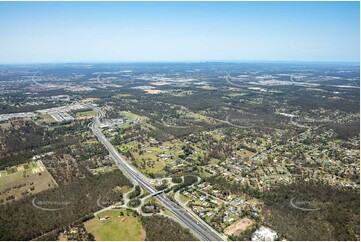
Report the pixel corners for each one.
[89,106,223,241]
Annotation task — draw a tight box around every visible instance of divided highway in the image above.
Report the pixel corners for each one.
[89,107,223,241]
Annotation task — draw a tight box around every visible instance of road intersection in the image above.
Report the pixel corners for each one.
[89,106,224,241]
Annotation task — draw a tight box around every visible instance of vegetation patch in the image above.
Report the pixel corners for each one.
[171,176,183,183]
[173,175,198,192]
[260,182,360,241]
[141,215,197,241]
[128,185,141,199]
[128,198,141,208]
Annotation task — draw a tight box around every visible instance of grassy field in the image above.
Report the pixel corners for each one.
[113,185,133,194]
[0,161,57,203]
[120,111,148,121]
[209,158,221,165]
[75,110,96,119]
[210,133,223,141]
[162,209,175,218]
[179,193,190,204]
[36,114,56,124]
[88,164,118,175]
[227,93,248,97]
[113,94,132,98]
[0,120,18,129]
[170,90,194,96]
[236,149,255,158]
[84,209,145,241]
[121,141,169,176]
[224,217,254,237]
[198,85,217,90]
[198,171,213,179]
[175,109,213,124]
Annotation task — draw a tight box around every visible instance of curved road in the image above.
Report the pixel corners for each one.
[89,106,223,241]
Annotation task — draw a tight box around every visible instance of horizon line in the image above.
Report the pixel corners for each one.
[0,60,360,65]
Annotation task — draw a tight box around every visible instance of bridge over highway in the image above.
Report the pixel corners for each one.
[89,106,224,241]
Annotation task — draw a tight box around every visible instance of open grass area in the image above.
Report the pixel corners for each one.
[113,94,132,98]
[0,120,15,129]
[120,140,173,177]
[120,111,148,121]
[198,85,217,90]
[162,209,175,218]
[227,93,248,97]
[236,149,255,158]
[198,171,213,179]
[142,160,167,176]
[75,110,96,119]
[169,90,194,96]
[88,164,118,175]
[179,194,190,204]
[224,217,254,237]
[0,171,22,187]
[36,114,56,124]
[211,133,223,141]
[0,161,57,203]
[114,185,133,194]
[209,158,221,165]
[84,209,145,241]
[176,110,213,124]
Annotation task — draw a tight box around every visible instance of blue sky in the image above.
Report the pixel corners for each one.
[0,1,359,63]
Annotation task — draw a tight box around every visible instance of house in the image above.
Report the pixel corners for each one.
[223,216,234,223]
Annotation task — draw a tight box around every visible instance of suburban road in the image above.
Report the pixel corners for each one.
[89,106,224,241]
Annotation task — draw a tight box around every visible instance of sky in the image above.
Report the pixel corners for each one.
[0,1,359,64]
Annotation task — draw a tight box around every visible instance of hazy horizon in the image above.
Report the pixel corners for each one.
[1,60,360,66]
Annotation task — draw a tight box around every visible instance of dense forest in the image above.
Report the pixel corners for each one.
[260,181,360,241]
[141,215,197,241]
[0,120,91,169]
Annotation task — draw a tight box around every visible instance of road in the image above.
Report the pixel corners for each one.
[174,178,227,241]
[156,100,254,130]
[213,114,254,129]
[89,106,224,241]
[224,75,249,88]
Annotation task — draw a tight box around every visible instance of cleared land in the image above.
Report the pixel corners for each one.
[150,82,170,86]
[122,139,189,177]
[35,114,56,124]
[84,209,145,241]
[75,110,96,119]
[224,217,254,237]
[145,89,164,94]
[0,161,57,204]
